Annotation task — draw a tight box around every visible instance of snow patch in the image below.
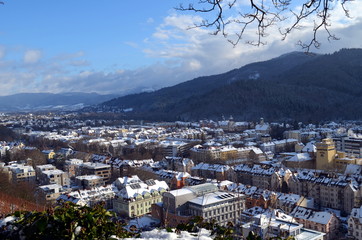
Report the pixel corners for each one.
[124,228,212,240]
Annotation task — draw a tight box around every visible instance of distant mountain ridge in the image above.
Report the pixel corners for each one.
[0,92,119,112]
[95,48,362,121]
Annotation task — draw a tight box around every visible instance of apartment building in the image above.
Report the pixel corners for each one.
[63,158,83,178]
[35,164,56,180]
[38,169,70,186]
[75,175,104,189]
[190,145,239,163]
[287,170,362,214]
[38,184,63,203]
[191,163,232,181]
[3,163,36,183]
[78,162,111,184]
[334,137,362,157]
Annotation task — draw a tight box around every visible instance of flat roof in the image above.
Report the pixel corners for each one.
[296,228,325,240]
[188,191,237,206]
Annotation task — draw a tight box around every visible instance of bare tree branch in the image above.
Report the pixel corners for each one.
[177,0,353,50]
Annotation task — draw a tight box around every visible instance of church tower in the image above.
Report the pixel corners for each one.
[316,138,336,170]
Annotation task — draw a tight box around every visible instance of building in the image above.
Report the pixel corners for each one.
[241,209,325,239]
[190,145,239,163]
[41,150,55,160]
[75,175,104,189]
[275,193,314,214]
[316,138,362,171]
[38,169,70,187]
[64,159,83,178]
[191,163,232,181]
[78,162,111,184]
[316,138,337,170]
[35,164,56,180]
[113,175,169,218]
[3,163,36,183]
[159,140,193,157]
[57,185,116,208]
[188,191,245,226]
[163,157,194,173]
[290,207,340,240]
[157,170,190,189]
[348,206,362,239]
[37,184,63,203]
[158,183,245,227]
[334,137,362,158]
[287,170,362,214]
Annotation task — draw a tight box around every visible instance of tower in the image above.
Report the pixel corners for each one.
[316,138,336,170]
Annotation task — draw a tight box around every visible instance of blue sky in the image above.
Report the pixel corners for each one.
[0,0,362,96]
[0,0,175,70]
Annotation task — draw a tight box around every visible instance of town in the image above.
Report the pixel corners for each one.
[1,112,362,239]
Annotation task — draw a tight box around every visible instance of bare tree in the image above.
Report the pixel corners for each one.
[177,0,352,51]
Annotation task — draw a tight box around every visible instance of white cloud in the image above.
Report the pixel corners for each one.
[1,1,362,97]
[23,50,42,64]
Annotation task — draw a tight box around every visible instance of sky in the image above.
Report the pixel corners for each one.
[0,0,362,96]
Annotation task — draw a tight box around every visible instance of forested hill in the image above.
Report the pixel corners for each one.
[96,48,362,121]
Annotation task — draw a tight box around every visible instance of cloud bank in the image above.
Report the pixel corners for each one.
[1,1,362,96]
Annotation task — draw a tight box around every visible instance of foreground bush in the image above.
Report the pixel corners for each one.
[0,202,138,240]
